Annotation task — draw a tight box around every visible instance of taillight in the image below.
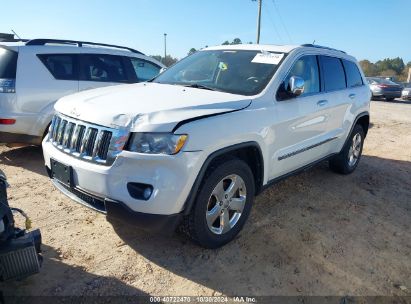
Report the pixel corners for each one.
[0,119,16,125]
[0,79,15,93]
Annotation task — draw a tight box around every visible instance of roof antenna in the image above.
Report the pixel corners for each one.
[312,40,316,45]
[11,29,21,39]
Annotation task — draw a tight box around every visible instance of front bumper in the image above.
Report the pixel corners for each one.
[42,136,203,225]
[48,178,182,233]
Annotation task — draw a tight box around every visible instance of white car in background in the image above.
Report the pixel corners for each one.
[0,39,164,145]
[401,83,411,100]
[43,44,371,248]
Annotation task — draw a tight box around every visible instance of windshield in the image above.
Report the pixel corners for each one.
[153,50,285,96]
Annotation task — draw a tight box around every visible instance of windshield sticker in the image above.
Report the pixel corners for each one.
[218,62,228,71]
[252,52,284,65]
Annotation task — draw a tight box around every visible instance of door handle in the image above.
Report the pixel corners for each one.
[317,100,328,107]
[349,93,356,99]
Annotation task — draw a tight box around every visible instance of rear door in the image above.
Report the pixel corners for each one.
[78,54,132,91]
[17,51,80,114]
[318,56,359,154]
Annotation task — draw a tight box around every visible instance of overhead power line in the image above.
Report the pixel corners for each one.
[263,0,284,44]
[271,0,293,43]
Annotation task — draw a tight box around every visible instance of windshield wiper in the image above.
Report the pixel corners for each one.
[182,83,219,91]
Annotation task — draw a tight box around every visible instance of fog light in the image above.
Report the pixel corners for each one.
[127,183,153,201]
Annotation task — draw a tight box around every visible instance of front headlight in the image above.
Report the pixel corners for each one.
[127,133,188,155]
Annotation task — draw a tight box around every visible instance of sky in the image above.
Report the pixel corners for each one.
[1,0,410,63]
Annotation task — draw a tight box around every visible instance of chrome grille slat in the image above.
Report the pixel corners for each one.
[47,113,125,166]
[52,117,61,141]
[62,122,74,147]
[75,126,86,153]
[79,127,91,154]
[98,131,112,160]
[57,120,67,144]
[85,128,98,156]
[70,125,80,150]
[92,130,104,158]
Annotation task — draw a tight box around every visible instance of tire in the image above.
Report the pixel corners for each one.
[386,97,395,101]
[183,158,255,248]
[329,124,365,175]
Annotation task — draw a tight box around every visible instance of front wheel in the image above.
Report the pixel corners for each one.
[329,124,365,175]
[183,159,255,248]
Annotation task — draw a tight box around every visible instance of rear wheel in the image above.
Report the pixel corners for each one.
[386,97,395,101]
[329,124,365,175]
[183,159,255,248]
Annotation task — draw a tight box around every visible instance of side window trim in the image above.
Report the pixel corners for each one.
[276,54,321,101]
[318,55,347,93]
[130,57,162,82]
[122,56,138,83]
[79,54,130,83]
[342,59,364,88]
[340,58,348,89]
[37,53,79,81]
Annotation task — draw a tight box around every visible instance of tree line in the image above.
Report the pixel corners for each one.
[359,58,411,82]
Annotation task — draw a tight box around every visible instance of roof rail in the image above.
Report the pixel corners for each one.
[301,44,346,54]
[25,39,144,55]
[0,39,29,43]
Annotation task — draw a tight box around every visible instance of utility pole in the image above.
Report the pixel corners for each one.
[164,33,167,65]
[256,0,262,44]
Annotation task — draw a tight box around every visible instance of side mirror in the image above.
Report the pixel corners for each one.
[159,67,167,74]
[288,76,305,97]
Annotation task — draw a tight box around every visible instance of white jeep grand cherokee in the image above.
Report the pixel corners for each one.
[42,44,371,248]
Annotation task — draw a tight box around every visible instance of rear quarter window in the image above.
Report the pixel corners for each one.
[320,56,346,91]
[0,47,18,79]
[343,59,363,88]
[130,58,161,82]
[38,54,78,80]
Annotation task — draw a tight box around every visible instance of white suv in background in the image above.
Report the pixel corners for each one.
[0,39,164,145]
[42,44,371,248]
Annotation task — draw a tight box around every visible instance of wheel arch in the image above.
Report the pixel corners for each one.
[182,142,264,215]
[340,111,369,153]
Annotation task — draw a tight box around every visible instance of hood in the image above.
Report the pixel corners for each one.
[55,83,251,132]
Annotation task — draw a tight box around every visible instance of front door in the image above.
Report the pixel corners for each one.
[269,55,334,179]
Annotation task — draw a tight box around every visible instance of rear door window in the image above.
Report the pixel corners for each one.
[38,54,78,80]
[0,47,18,79]
[342,59,363,88]
[320,56,346,91]
[130,58,161,82]
[80,54,128,83]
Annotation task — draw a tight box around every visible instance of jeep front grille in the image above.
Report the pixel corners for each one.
[48,113,128,165]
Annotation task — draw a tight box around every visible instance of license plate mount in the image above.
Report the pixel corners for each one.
[51,159,73,187]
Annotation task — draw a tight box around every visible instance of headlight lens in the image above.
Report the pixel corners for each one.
[127,133,188,155]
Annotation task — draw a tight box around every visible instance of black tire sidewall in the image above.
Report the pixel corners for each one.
[341,124,365,174]
[191,159,255,248]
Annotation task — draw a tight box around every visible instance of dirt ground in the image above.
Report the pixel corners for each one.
[0,100,410,298]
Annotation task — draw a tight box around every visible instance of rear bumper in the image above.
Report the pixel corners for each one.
[0,131,41,145]
[373,91,402,98]
[49,176,183,233]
